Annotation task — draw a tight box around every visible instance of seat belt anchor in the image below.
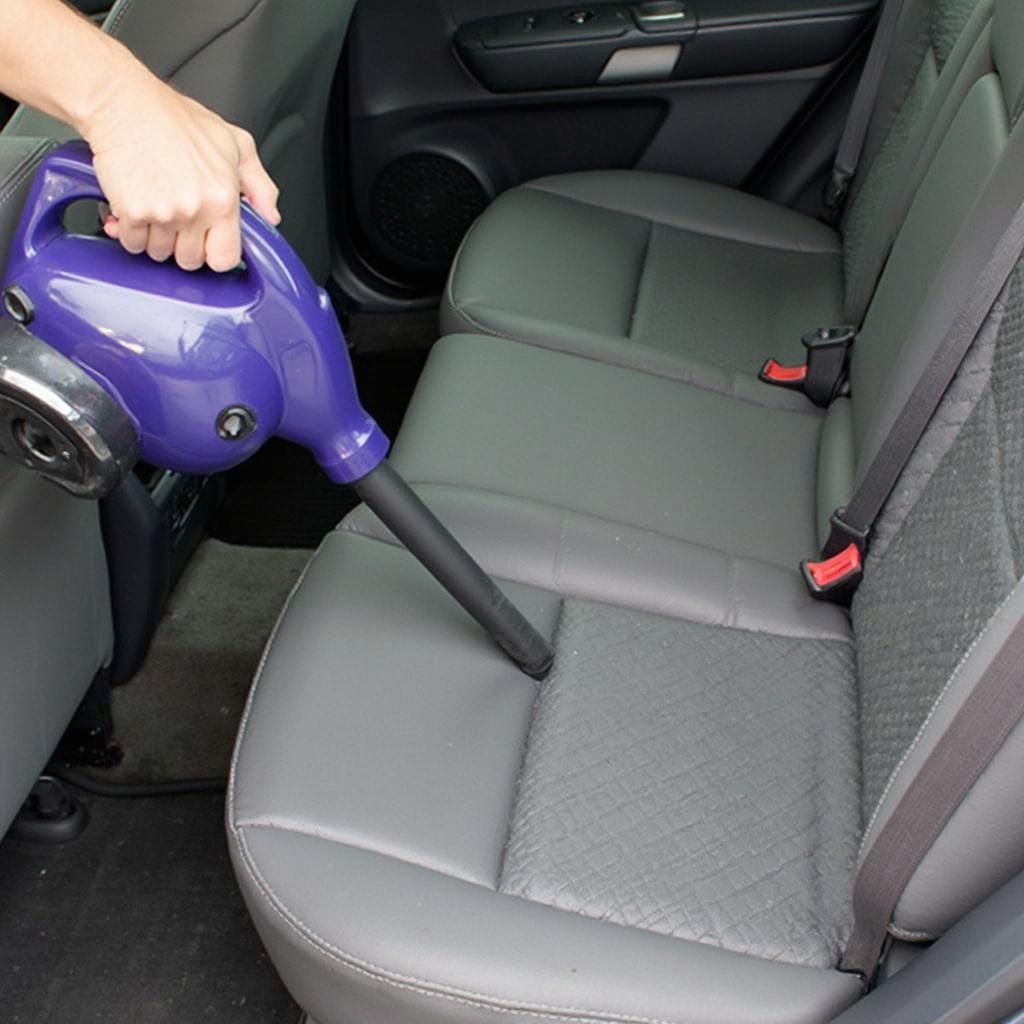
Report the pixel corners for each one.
[801,325,856,406]
[760,326,856,406]
[823,168,852,216]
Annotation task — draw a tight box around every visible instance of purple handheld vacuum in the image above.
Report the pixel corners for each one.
[0,142,552,678]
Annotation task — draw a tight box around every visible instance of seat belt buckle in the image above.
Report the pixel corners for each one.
[758,358,808,388]
[801,543,863,603]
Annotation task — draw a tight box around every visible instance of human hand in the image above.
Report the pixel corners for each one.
[83,73,280,272]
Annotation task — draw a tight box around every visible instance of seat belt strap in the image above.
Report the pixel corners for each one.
[841,591,1024,981]
[817,191,1024,567]
[824,0,908,219]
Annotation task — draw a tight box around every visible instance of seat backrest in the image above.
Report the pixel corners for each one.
[4,0,357,283]
[840,0,991,322]
[846,0,1024,943]
[0,137,115,835]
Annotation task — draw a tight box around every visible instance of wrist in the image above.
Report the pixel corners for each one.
[71,37,155,144]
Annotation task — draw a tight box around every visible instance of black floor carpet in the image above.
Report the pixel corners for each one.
[212,346,429,548]
[0,792,299,1024]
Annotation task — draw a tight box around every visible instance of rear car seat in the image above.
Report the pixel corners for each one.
[442,0,991,402]
[227,1,1024,1022]
[378,0,1018,572]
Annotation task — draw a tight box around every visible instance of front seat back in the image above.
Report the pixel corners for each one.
[4,0,357,282]
[0,137,115,835]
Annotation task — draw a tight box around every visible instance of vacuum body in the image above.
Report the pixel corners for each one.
[0,143,552,678]
[3,141,389,486]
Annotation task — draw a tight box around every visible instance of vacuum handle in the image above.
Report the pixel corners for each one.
[17,141,286,293]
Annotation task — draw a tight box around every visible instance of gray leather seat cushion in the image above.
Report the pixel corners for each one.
[229,527,861,1024]
[442,171,844,402]
[389,334,837,570]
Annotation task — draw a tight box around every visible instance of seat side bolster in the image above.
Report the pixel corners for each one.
[861,581,1024,939]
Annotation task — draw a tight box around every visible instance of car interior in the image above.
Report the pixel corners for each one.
[3,0,1024,1021]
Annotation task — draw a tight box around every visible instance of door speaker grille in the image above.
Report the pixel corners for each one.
[371,154,488,266]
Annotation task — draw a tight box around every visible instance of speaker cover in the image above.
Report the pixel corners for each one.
[371,153,488,267]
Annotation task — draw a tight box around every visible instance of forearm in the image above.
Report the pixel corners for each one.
[0,0,148,137]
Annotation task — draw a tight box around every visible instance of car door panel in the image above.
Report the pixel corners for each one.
[342,0,874,290]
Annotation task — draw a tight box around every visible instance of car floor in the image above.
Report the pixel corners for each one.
[0,793,299,1024]
[0,316,434,1023]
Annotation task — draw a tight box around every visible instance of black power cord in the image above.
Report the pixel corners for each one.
[49,764,227,798]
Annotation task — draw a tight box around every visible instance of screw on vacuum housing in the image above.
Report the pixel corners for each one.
[3,284,34,324]
[216,405,257,441]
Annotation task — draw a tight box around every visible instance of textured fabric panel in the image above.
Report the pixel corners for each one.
[631,224,844,371]
[868,294,1001,557]
[500,599,860,969]
[855,264,1024,819]
[932,0,987,69]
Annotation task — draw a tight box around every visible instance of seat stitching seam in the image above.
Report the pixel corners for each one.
[336,516,853,648]
[105,0,138,35]
[433,326,823,416]
[888,923,939,941]
[226,545,323,820]
[454,300,526,343]
[0,140,54,210]
[520,181,842,255]
[626,221,654,341]
[231,825,693,1024]
[496,598,564,890]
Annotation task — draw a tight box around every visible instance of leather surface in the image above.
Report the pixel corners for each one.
[815,398,856,547]
[3,0,355,281]
[341,484,852,643]
[0,137,113,836]
[229,529,862,1024]
[441,0,990,384]
[499,599,858,969]
[225,0,1024,1008]
[390,335,825,570]
[443,171,843,406]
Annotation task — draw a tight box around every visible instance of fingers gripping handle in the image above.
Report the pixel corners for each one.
[18,141,276,286]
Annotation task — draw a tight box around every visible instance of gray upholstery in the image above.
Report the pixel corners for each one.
[0,137,114,836]
[3,0,355,281]
[390,334,827,570]
[229,529,862,1024]
[498,600,858,969]
[226,0,1024,1021]
[854,260,1024,939]
[441,0,989,396]
[384,9,1019,579]
[443,171,842,405]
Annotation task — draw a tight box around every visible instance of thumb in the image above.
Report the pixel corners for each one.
[235,129,281,225]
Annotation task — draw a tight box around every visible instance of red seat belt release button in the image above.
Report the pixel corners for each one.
[801,543,863,602]
[759,359,808,386]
